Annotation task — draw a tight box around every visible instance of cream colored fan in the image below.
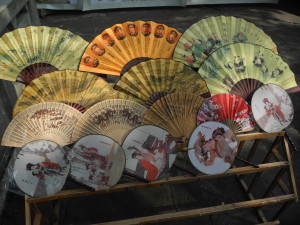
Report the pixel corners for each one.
[142,92,205,143]
[0,26,88,85]
[1,102,82,147]
[114,58,210,107]
[173,16,278,68]
[13,70,115,116]
[79,20,181,76]
[72,99,147,144]
[198,43,300,100]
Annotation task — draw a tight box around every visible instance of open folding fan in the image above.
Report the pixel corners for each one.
[142,92,205,143]
[79,20,181,76]
[1,102,82,147]
[197,93,255,133]
[114,58,210,107]
[13,70,115,116]
[72,99,147,144]
[0,26,88,85]
[198,43,300,100]
[173,15,278,68]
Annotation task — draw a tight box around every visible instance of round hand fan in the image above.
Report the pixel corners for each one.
[79,20,182,76]
[122,125,177,181]
[13,70,115,116]
[173,15,277,68]
[197,43,300,100]
[0,26,88,85]
[114,58,210,107]
[72,99,147,144]
[69,134,125,190]
[251,84,294,133]
[188,121,238,175]
[13,140,70,197]
[142,92,205,143]
[1,102,82,147]
[197,93,255,133]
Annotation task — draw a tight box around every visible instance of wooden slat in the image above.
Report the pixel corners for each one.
[256,221,280,225]
[236,132,285,142]
[25,195,31,225]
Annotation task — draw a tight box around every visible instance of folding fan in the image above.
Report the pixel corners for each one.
[173,15,278,68]
[197,43,300,100]
[0,26,88,85]
[13,70,115,116]
[1,102,82,147]
[197,93,255,133]
[72,99,147,144]
[142,92,205,143]
[79,20,182,76]
[114,58,210,107]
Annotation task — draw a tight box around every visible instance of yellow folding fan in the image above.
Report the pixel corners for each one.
[0,26,88,85]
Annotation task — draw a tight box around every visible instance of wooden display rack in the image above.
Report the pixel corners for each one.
[24,131,298,225]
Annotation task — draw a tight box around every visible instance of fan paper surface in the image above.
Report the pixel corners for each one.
[122,125,177,181]
[142,92,205,142]
[114,58,210,107]
[1,102,82,147]
[13,70,115,116]
[70,135,125,190]
[72,99,147,144]
[188,122,238,175]
[173,16,277,68]
[198,43,299,100]
[197,94,255,133]
[13,140,70,197]
[0,26,88,84]
[79,20,182,76]
[251,84,294,132]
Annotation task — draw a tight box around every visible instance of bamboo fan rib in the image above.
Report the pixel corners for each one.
[198,43,300,100]
[13,70,115,117]
[1,102,82,147]
[0,26,88,85]
[72,99,147,144]
[173,15,278,68]
[114,58,210,107]
[79,21,181,76]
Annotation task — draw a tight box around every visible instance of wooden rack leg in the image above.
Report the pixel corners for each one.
[31,203,42,225]
[25,195,31,225]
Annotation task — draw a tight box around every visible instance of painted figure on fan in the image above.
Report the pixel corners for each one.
[263,98,287,125]
[26,161,66,179]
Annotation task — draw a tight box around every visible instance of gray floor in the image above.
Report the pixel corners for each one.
[1,2,300,225]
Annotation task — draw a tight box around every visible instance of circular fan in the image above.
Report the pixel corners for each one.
[198,43,300,100]
[13,70,115,117]
[197,93,255,133]
[251,84,294,133]
[79,20,182,76]
[173,15,278,68]
[0,26,88,85]
[72,99,147,144]
[1,102,82,147]
[70,135,125,190]
[114,58,210,107]
[13,140,70,197]
[122,125,177,181]
[142,92,205,143]
[188,122,238,175]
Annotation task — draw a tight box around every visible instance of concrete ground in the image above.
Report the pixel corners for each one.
[1,1,300,225]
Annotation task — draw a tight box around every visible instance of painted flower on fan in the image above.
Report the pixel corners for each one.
[232,32,248,43]
[184,54,195,65]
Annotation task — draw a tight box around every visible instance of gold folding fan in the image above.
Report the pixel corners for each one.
[79,20,182,76]
[142,92,205,143]
[1,102,82,147]
[72,99,147,144]
[198,43,300,100]
[13,70,115,116]
[114,58,210,107]
[173,16,278,68]
[0,26,88,85]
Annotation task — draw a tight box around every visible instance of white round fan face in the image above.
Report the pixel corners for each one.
[251,84,294,132]
[122,125,177,182]
[69,135,125,190]
[13,140,70,197]
[188,122,238,175]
